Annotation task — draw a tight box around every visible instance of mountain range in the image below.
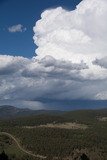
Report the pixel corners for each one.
[0,105,63,119]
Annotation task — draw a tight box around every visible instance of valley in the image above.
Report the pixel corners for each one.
[0,107,107,160]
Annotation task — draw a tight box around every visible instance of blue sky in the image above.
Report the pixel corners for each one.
[0,0,81,58]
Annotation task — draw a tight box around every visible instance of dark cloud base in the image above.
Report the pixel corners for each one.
[0,99,107,110]
[39,99,107,111]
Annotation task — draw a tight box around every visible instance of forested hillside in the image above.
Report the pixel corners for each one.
[0,109,107,160]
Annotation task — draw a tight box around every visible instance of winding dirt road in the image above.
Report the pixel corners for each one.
[0,132,46,159]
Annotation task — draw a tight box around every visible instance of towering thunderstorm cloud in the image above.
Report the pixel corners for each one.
[0,0,107,109]
[34,0,107,62]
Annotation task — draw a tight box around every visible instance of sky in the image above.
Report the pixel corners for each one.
[0,0,81,57]
[0,0,107,110]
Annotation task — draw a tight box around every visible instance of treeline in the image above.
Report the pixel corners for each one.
[1,109,107,127]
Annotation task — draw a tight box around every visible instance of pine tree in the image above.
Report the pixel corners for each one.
[0,151,10,160]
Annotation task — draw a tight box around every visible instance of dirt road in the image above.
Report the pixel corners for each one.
[0,132,46,159]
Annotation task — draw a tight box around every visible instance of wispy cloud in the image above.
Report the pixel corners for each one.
[8,24,26,33]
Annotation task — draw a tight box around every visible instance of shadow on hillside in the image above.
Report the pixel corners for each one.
[0,151,10,160]
[80,153,90,160]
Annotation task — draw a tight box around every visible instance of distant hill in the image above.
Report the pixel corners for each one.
[0,105,107,120]
[0,105,63,119]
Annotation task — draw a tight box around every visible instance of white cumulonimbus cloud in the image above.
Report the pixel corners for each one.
[34,0,107,62]
[1,0,107,109]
